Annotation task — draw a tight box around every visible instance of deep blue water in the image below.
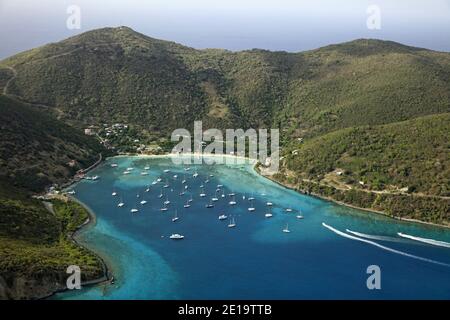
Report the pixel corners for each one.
[55,156,450,299]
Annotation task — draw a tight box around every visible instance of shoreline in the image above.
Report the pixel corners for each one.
[48,152,449,299]
[258,169,450,230]
[39,196,112,300]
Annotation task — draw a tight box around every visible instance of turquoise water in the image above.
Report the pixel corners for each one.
[56,156,450,299]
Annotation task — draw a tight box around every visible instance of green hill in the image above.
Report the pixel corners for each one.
[278,114,450,224]
[0,28,449,298]
[2,28,449,137]
[0,96,106,299]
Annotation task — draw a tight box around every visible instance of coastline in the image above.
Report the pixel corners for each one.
[257,168,450,230]
[47,152,448,299]
[39,196,112,300]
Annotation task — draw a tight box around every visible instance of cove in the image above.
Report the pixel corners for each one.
[54,155,450,299]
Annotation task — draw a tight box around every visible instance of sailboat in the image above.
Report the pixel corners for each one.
[158,189,164,198]
[248,193,255,201]
[283,223,291,233]
[117,197,125,208]
[160,203,168,212]
[188,195,193,203]
[141,171,149,176]
[144,166,150,170]
[229,195,237,205]
[163,179,170,188]
[145,185,150,192]
[183,200,191,208]
[211,190,219,202]
[130,204,139,213]
[112,190,117,196]
[242,193,246,200]
[218,213,227,220]
[266,201,273,206]
[228,217,236,228]
[163,169,170,173]
[221,189,225,198]
[248,199,255,212]
[199,187,206,197]
[110,163,118,168]
[206,199,214,208]
[140,195,147,205]
[181,175,187,184]
[152,180,158,185]
[157,178,162,182]
[172,210,179,222]
[265,207,273,218]
[296,210,304,219]
[164,195,170,205]
[285,208,293,213]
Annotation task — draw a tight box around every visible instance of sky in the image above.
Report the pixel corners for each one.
[0,0,449,59]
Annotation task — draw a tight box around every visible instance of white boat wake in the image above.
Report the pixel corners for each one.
[346,229,410,243]
[322,223,450,267]
[398,233,450,249]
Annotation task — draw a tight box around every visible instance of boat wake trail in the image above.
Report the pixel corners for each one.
[322,223,450,267]
[398,233,450,249]
[346,229,409,243]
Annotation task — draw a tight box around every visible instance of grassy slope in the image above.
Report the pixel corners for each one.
[0,96,105,299]
[0,95,104,192]
[278,114,450,224]
[2,28,449,136]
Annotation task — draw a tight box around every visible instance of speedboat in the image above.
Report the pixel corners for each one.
[163,169,170,173]
[117,202,124,208]
[265,213,273,218]
[144,166,150,170]
[140,200,147,205]
[218,214,227,220]
[141,171,149,176]
[130,208,139,213]
[266,202,273,206]
[111,163,118,168]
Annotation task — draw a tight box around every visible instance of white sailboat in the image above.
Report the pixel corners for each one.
[183,200,191,208]
[285,208,293,213]
[112,190,117,196]
[164,195,171,205]
[206,199,214,208]
[265,207,273,218]
[266,202,273,206]
[163,169,170,173]
[117,197,124,207]
[130,206,139,213]
[170,233,184,240]
[248,199,255,212]
[283,223,291,233]
[229,195,237,205]
[188,195,193,203]
[158,189,164,198]
[218,214,227,220]
[111,163,118,168]
[144,166,150,170]
[211,190,219,202]
[172,210,179,222]
[228,217,236,228]
[199,187,206,197]
[248,193,255,201]
[160,203,168,212]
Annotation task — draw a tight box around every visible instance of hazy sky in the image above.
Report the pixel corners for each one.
[1,0,450,59]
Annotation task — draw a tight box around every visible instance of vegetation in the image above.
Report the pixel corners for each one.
[0,183,103,299]
[0,96,106,299]
[0,27,449,297]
